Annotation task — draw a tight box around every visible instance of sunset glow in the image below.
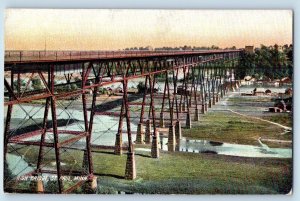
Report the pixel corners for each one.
[5,9,293,50]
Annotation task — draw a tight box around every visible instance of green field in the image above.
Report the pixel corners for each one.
[7,146,292,194]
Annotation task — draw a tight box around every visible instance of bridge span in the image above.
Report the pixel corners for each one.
[4,49,243,193]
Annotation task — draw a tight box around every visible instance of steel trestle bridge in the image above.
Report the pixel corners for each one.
[4,50,242,193]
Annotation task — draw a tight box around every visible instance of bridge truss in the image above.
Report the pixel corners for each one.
[4,50,242,193]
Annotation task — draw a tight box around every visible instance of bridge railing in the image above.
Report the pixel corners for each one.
[4,50,240,63]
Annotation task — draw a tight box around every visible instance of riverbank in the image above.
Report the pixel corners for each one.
[8,146,292,194]
[183,90,292,148]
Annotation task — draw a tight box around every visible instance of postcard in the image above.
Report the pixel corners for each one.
[4,9,293,194]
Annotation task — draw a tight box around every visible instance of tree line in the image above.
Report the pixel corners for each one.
[237,44,293,80]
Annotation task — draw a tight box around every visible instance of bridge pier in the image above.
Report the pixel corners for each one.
[201,104,206,114]
[114,133,123,155]
[188,98,192,107]
[82,150,89,172]
[151,130,159,158]
[136,123,145,144]
[208,98,212,108]
[212,95,216,105]
[182,102,186,112]
[220,88,224,98]
[145,119,152,144]
[194,108,199,121]
[168,124,176,151]
[159,112,165,128]
[186,112,192,129]
[29,175,44,193]
[205,102,208,112]
[125,152,136,180]
[175,120,182,141]
[82,175,98,193]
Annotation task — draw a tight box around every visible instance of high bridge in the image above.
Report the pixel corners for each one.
[4,49,242,193]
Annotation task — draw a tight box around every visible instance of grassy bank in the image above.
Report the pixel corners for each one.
[182,92,292,148]
[182,111,291,148]
[8,146,292,194]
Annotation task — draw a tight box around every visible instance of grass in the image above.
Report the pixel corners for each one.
[261,113,293,128]
[228,96,273,103]
[182,92,292,148]
[7,146,292,194]
[183,111,291,148]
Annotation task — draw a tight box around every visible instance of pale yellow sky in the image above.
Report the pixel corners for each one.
[5,9,293,50]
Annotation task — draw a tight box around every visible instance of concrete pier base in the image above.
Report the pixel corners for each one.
[182,103,186,112]
[135,123,144,144]
[175,120,182,141]
[29,177,44,193]
[125,152,136,180]
[83,175,98,194]
[208,98,212,108]
[114,134,122,155]
[201,104,206,114]
[194,108,199,121]
[151,131,159,158]
[212,96,216,105]
[159,112,165,128]
[145,119,152,144]
[82,150,88,171]
[186,112,192,129]
[168,124,176,152]
[205,102,208,112]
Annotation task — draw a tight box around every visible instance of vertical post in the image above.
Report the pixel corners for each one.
[50,65,63,193]
[172,67,181,141]
[82,63,94,176]
[159,72,168,128]
[184,66,192,129]
[88,64,106,166]
[115,101,124,154]
[123,63,136,179]
[4,71,14,164]
[136,76,149,144]
[149,74,159,158]
[37,68,51,173]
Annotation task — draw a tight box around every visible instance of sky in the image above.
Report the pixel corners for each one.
[5,9,293,50]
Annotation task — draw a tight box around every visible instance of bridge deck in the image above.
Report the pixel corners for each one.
[5,50,241,65]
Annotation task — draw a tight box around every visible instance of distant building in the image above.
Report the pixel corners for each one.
[146,46,153,51]
[245,46,254,54]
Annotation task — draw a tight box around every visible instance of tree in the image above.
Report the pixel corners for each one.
[238,44,293,80]
[137,81,147,93]
[31,78,43,90]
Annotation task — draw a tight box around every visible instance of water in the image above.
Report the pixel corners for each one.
[6,153,34,177]
[7,104,138,146]
[159,137,292,158]
[6,96,292,158]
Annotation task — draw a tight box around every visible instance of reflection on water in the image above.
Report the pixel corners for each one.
[159,137,292,158]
